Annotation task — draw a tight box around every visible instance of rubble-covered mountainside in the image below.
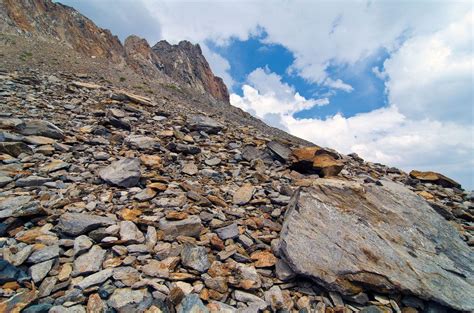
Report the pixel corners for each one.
[0,0,229,102]
[0,0,473,312]
[0,69,473,312]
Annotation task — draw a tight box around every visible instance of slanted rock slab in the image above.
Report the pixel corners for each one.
[279,179,474,311]
[99,158,141,187]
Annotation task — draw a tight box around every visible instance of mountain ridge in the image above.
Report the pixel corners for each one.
[0,0,229,102]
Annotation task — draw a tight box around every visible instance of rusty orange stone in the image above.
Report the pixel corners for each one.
[250,250,277,267]
[120,208,142,221]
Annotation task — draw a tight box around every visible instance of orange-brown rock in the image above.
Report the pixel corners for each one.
[250,250,277,268]
[290,146,344,177]
[409,170,461,188]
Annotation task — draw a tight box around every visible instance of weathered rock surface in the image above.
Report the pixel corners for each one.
[56,213,115,236]
[410,170,461,188]
[280,179,474,311]
[187,115,224,134]
[99,158,141,187]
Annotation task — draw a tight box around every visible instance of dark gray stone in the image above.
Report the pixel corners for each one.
[56,213,115,236]
[16,119,65,139]
[187,114,223,134]
[181,244,210,273]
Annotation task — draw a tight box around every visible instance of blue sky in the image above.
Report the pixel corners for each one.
[58,0,473,189]
[209,35,388,119]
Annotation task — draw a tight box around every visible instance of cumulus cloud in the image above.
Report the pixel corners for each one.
[231,13,473,188]
[380,12,473,124]
[230,68,328,128]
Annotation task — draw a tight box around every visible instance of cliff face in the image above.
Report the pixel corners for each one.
[151,40,230,102]
[0,0,230,102]
[0,0,125,63]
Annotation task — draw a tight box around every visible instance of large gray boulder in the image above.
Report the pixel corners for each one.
[279,179,474,311]
[99,158,141,187]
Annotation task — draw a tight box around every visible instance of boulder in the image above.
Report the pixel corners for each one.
[187,114,223,134]
[99,158,141,187]
[409,170,461,189]
[290,146,343,177]
[279,179,474,311]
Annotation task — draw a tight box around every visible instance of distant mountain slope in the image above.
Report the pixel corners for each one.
[0,0,229,102]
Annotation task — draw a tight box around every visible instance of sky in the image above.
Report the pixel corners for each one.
[57,0,473,190]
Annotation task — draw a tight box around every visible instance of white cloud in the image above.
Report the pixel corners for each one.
[231,13,473,188]
[323,78,354,92]
[138,0,470,85]
[380,12,473,124]
[230,68,328,128]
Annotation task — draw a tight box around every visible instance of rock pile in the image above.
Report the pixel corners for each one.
[0,71,472,312]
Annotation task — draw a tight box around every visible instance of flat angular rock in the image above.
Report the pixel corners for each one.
[107,288,152,312]
[177,294,209,313]
[75,268,113,290]
[57,213,115,236]
[290,146,343,176]
[0,176,12,187]
[99,158,141,187]
[126,134,159,150]
[279,179,474,311]
[215,223,239,240]
[23,135,56,145]
[0,141,33,157]
[187,114,223,134]
[241,145,262,162]
[181,244,210,273]
[267,141,291,162]
[167,143,201,155]
[182,163,198,175]
[119,221,145,243]
[29,259,54,283]
[233,183,254,205]
[73,245,106,276]
[0,260,29,284]
[15,119,65,139]
[159,215,202,240]
[0,196,41,219]
[15,175,51,187]
[27,245,60,263]
[409,170,461,188]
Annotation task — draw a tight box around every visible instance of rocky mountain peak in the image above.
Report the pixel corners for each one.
[151,40,229,102]
[0,0,229,102]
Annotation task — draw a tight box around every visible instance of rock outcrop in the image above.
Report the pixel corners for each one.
[0,0,125,63]
[280,179,474,311]
[0,0,229,102]
[152,40,230,102]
